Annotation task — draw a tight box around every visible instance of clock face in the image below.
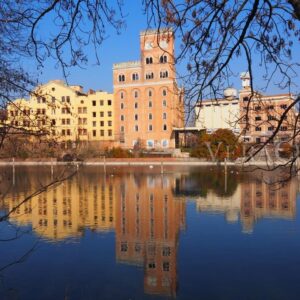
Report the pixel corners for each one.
[145,41,153,50]
[159,40,168,49]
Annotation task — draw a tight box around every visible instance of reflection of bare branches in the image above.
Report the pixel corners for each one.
[0,166,77,223]
[0,240,38,274]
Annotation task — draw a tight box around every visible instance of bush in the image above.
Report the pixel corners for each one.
[105,147,133,158]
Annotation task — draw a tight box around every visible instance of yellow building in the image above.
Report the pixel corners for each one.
[6,80,114,145]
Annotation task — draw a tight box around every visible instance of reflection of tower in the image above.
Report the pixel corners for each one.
[240,178,296,233]
[115,174,185,297]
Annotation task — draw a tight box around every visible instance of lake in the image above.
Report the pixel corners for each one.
[0,165,300,299]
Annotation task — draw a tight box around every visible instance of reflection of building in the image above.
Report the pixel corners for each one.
[193,176,297,233]
[4,174,115,240]
[240,179,297,233]
[196,186,241,223]
[114,174,185,297]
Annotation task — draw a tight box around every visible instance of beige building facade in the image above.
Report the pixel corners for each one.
[113,28,184,149]
[6,80,114,145]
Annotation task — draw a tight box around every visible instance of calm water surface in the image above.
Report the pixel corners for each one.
[0,165,300,300]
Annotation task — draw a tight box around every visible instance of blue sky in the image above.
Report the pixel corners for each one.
[28,0,300,96]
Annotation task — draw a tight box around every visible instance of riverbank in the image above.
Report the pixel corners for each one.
[0,157,290,167]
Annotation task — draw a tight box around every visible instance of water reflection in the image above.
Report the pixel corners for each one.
[0,166,298,297]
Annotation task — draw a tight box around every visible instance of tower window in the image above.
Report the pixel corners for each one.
[118,74,125,82]
[160,70,168,78]
[160,55,167,63]
[146,57,153,64]
[132,73,139,81]
[146,72,154,80]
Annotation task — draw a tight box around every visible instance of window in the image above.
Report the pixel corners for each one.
[280,104,287,109]
[108,111,112,117]
[163,262,170,272]
[100,121,104,126]
[120,126,124,132]
[108,129,112,136]
[280,126,288,131]
[135,125,138,132]
[162,139,169,148]
[66,96,70,103]
[243,97,249,102]
[93,130,96,137]
[255,127,262,131]
[66,129,71,136]
[148,90,152,97]
[100,111,104,117]
[162,89,167,96]
[268,115,276,121]
[108,99,112,106]
[146,57,153,64]
[92,100,96,106]
[134,114,138,121]
[268,126,274,131]
[255,106,261,111]
[149,101,152,108]
[121,115,124,121]
[160,70,168,78]
[134,91,138,98]
[147,140,154,148]
[93,112,96,117]
[163,112,167,120]
[132,73,139,81]
[255,116,261,121]
[108,120,112,126]
[100,100,104,106]
[163,124,167,131]
[160,55,167,63]
[62,96,65,102]
[134,102,138,109]
[148,262,156,269]
[120,103,124,109]
[268,105,274,110]
[120,92,124,99]
[149,113,152,120]
[92,121,96,127]
[146,72,154,80]
[51,97,55,103]
[162,247,171,256]
[118,74,125,82]
[148,124,153,131]
[163,100,167,107]
[100,130,104,136]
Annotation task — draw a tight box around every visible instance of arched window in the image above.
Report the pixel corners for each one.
[163,124,167,131]
[120,92,124,99]
[146,57,153,64]
[163,112,167,120]
[160,55,167,63]
[134,90,139,98]
[132,73,139,81]
[163,100,167,107]
[118,74,125,82]
[160,70,168,78]
[149,113,153,120]
[146,72,154,80]
[162,89,167,96]
[148,90,152,97]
